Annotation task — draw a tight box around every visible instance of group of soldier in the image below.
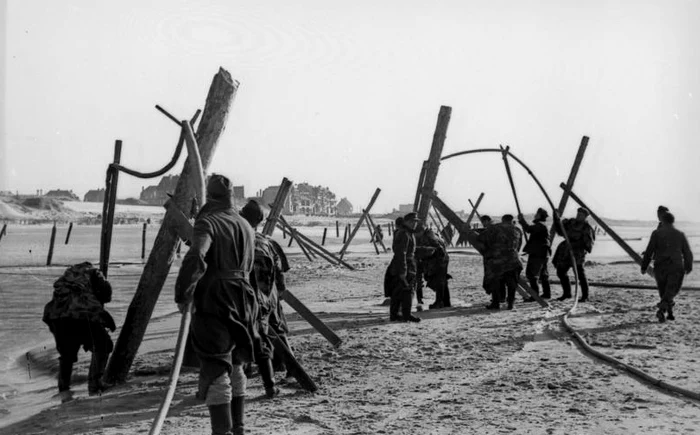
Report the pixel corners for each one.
[385,204,693,323]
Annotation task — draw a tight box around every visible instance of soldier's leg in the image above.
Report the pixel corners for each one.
[389,277,403,321]
[504,272,518,309]
[661,270,684,320]
[52,319,81,402]
[556,264,572,300]
[576,263,589,301]
[401,274,420,322]
[539,259,551,298]
[87,322,114,395]
[525,258,540,296]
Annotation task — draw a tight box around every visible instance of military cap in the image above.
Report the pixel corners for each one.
[206,173,233,200]
[480,215,492,223]
[502,214,514,223]
[403,212,419,221]
[536,207,549,219]
[240,199,264,226]
[577,207,590,217]
[657,205,669,213]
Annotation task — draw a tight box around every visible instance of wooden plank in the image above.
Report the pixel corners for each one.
[500,145,527,244]
[468,199,483,223]
[363,212,380,255]
[365,213,387,252]
[413,160,428,212]
[277,217,355,270]
[261,178,293,237]
[517,278,550,308]
[549,136,589,242]
[280,289,342,347]
[338,188,381,259]
[100,140,122,278]
[46,222,57,266]
[416,106,451,221]
[560,184,655,278]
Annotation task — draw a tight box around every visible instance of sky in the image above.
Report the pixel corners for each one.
[1,0,699,219]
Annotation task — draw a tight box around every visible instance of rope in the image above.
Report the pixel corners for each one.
[442,146,700,403]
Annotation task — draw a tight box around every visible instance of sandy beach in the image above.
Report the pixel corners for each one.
[1,248,699,435]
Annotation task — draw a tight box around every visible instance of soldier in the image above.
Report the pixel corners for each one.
[373,224,384,244]
[552,207,595,302]
[641,212,693,322]
[240,199,292,398]
[467,214,523,310]
[416,225,452,309]
[386,212,421,322]
[518,207,552,300]
[175,174,256,435]
[42,262,115,403]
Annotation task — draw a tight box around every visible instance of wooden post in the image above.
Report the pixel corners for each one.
[363,213,380,255]
[342,224,348,243]
[338,188,381,259]
[288,233,295,247]
[464,193,484,229]
[105,68,238,384]
[468,199,483,222]
[141,222,147,259]
[560,184,654,278]
[64,222,73,245]
[100,140,122,278]
[335,220,339,238]
[549,136,589,242]
[500,145,528,244]
[279,290,342,347]
[46,222,57,266]
[413,160,428,212]
[261,178,293,237]
[0,223,6,244]
[321,228,327,246]
[416,106,451,221]
[365,213,387,252]
[278,216,355,270]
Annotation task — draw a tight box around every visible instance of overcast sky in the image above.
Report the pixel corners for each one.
[1,0,698,219]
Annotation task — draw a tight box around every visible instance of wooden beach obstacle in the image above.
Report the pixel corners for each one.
[549,136,589,242]
[337,188,382,259]
[414,106,451,222]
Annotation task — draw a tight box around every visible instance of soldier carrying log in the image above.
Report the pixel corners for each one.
[174,174,257,435]
[552,207,595,302]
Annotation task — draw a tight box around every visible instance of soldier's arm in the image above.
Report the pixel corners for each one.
[681,233,693,274]
[552,217,565,237]
[640,231,657,272]
[465,230,486,254]
[175,218,213,305]
[272,252,287,294]
[394,231,409,277]
[91,269,112,304]
[517,214,532,234]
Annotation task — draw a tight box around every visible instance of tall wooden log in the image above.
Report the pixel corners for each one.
[100,140,122,278]
[321,228,327,246]
[416,106,451,221]
[500,145,528,244]
[0,223,6,244]
[338,188,381,259]
[413,160,428,212]
[335,220,339,238]
[46,222,57,266]
[105,68,238,384]
[141,223,147,259]
[549,136,589,242]
[468,199,483,222]
[261,178,292,236]
[64,222,73,245]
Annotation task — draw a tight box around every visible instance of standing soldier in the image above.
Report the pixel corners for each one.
[386,212,421,322]
[240,199,292,398]
[175,174,256,435]
[552,207,595,302]
[467,214,523,310]
[641,212,693,322]
[518,207,552,300]
[416,225,452,309]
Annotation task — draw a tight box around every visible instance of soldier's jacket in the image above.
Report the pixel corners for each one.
[468,223,523,286]
[42,262,115,332]
[552,218,595,267]
[416,228,448,278]
[518,217,551,258]
[641,225,693,273]
[389,227,416,277]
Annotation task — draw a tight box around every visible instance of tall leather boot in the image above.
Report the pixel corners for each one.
[208,403,233,435]
[231,396,245,435]
[556,269,572,301]
[88,351,111,395]
[443,281,451,308]
[58,357,74,403]
[258,358,279,398]
[401,292,420,323]
[389,296,402,321]
[541,279,551,299]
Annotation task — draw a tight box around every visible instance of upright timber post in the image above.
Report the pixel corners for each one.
[262,177,293,237]
[105,68,238,384]
[413,160,428,212]
[338,188,381,259]
[100,140,122,278]
[549,136,589,242]
[416,106,451,222]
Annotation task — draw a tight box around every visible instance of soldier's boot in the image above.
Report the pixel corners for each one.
[656,308,666,323]
[209,403,233,435]
[389,296,402,321]
[231,396,245,435]
[486,291,500,310]
[667,307,675,321]
[541,280,552,299]
[88,351,112,396]
[258,358,279,398]
[58,357,74,403]
[557,275,572,301]
[443,282,452,308]
[401,292,421,323]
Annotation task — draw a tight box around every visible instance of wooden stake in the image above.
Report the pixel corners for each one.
[363,213,380,255]
[141,223,147,259]
[416,106,451,221]
[64,222,73,245]
[342,224,348,243]
[261,178,293,237]
[335,220,339,238]
[365,213,387,252]
[106,68,238,384]
[46,222,57,266]
[549,136,589,242]
[0,223,6,244]
[500,145,528,244]
[279,290,342,347]
[338,188,381,259]
[278,216,355,270]
[321,228,327,246]
[100,140,122,278]
[413,160,428,212]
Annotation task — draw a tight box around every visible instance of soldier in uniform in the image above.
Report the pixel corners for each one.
[240,199,292,398]
[641,212,693,322]
[386,212,421,322]
[416,225,452,309]
[467,214,523,310]
[42,262,115,403]
[518,207,552,300]
[175,174,256,435]
[552,207,595,302]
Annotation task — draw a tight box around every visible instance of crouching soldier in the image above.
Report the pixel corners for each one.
[386,212,421,322]
[240,199,293,398]
[42,261,115,403]
[175,174,257,435]
[641,212,693,322]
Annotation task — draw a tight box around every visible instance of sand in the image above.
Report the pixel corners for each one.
[1,252,699,435]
